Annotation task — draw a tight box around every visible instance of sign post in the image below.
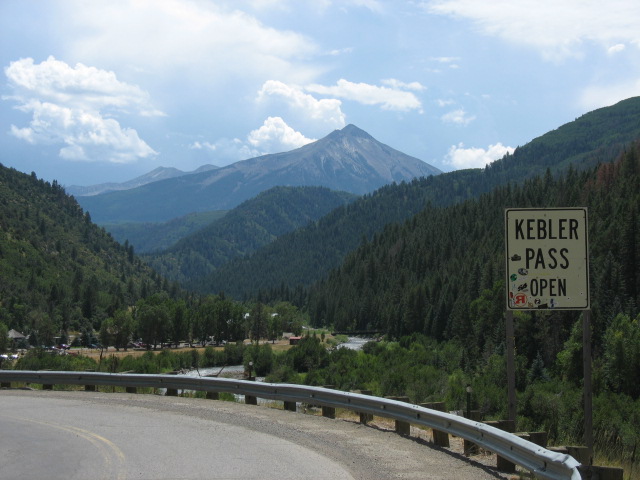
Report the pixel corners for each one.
[505,208,591,461]
[505,310,517,423]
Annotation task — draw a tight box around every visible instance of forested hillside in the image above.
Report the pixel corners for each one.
[298,144,640,466]
[0,165,173,345]
[191,177,454,297]
[307,142,640,377]
[104,210,227,254]
[147,186,356,285]
[197,97,640,299]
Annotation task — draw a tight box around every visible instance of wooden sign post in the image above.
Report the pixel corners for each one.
[504,208,591,462]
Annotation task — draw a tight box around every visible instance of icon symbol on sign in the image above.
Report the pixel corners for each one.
[514,293,527,306]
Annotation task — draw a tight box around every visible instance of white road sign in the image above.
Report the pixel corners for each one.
[505,208,589,310]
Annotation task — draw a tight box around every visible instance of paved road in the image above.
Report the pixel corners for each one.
[0,390,505,480]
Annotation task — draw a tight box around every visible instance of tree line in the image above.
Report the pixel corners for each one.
[97,295,306,351]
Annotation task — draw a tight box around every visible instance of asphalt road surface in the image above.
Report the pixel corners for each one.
[0,390,506,480]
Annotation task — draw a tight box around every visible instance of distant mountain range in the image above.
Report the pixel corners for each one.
[66,164,219,197]
[76,125,441,223]
[192,96,640,298]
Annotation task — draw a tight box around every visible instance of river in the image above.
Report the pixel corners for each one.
[167,337,372,400]
[337,337,374,350]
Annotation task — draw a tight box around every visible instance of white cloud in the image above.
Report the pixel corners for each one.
[328,47,354,56]
[348,0,385,13]
[5,56,161,114]
[436,99,455,107]
[190,141,217,151]
[247,116,316,152]
[4,56,157,163]
[430,56,460,69]
[305,78,423,111]
[444,142,514,169]
[431,56,459,64]
[244,0,292,11]
[63,0,320,84]
[257,80,346,128]
[578,78,640,111]
[381,78,426,91]
[607,43,626,55]
[441,108,475,125]
[10,125,35,143]
[189,117,314,163]
[427,0,640,61]
[206,137,260,163]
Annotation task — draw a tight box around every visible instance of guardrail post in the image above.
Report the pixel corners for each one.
[420,402,449,447]
[1,381,11,388]
[322,385,336,418]
[550,447,624,479]
[42,383,53,390]
[166,370,180,397]
[577,465,624,479]
[355,390,373,424]
[549,446,591,466]
[484,420,516,472]
[118,372,137,394]
[82,369,95,391]
[283,400,297,412]
[463,410,482,455]
[527,431,548,447]
[206,391,219,400]
[385,396,411,435]
[245,376,258,405]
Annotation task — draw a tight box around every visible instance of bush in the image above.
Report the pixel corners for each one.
[116,351,160,373]
[224,342,245,365]
[243,344,274,376]
[603,313,640,397]
[265,365,301,384]
[285,336,328,372]
[15,348,97,371]
[593,391,640,463]
[519,379,582,442]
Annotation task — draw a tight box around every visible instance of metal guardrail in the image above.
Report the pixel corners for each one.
[0,370,580,479]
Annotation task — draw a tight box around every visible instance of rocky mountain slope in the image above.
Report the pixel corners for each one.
[77,125,440,223]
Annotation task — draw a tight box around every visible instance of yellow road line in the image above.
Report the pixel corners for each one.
[3,415,126,480]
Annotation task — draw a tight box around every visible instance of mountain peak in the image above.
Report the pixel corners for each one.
[328,124,373,140]
[78,126,442,222]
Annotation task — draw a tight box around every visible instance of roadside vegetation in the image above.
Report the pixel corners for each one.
[8,330,638,475]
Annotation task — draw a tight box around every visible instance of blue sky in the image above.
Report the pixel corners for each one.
[1,0,639,187]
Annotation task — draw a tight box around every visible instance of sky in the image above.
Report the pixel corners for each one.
[1,0,640,187]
